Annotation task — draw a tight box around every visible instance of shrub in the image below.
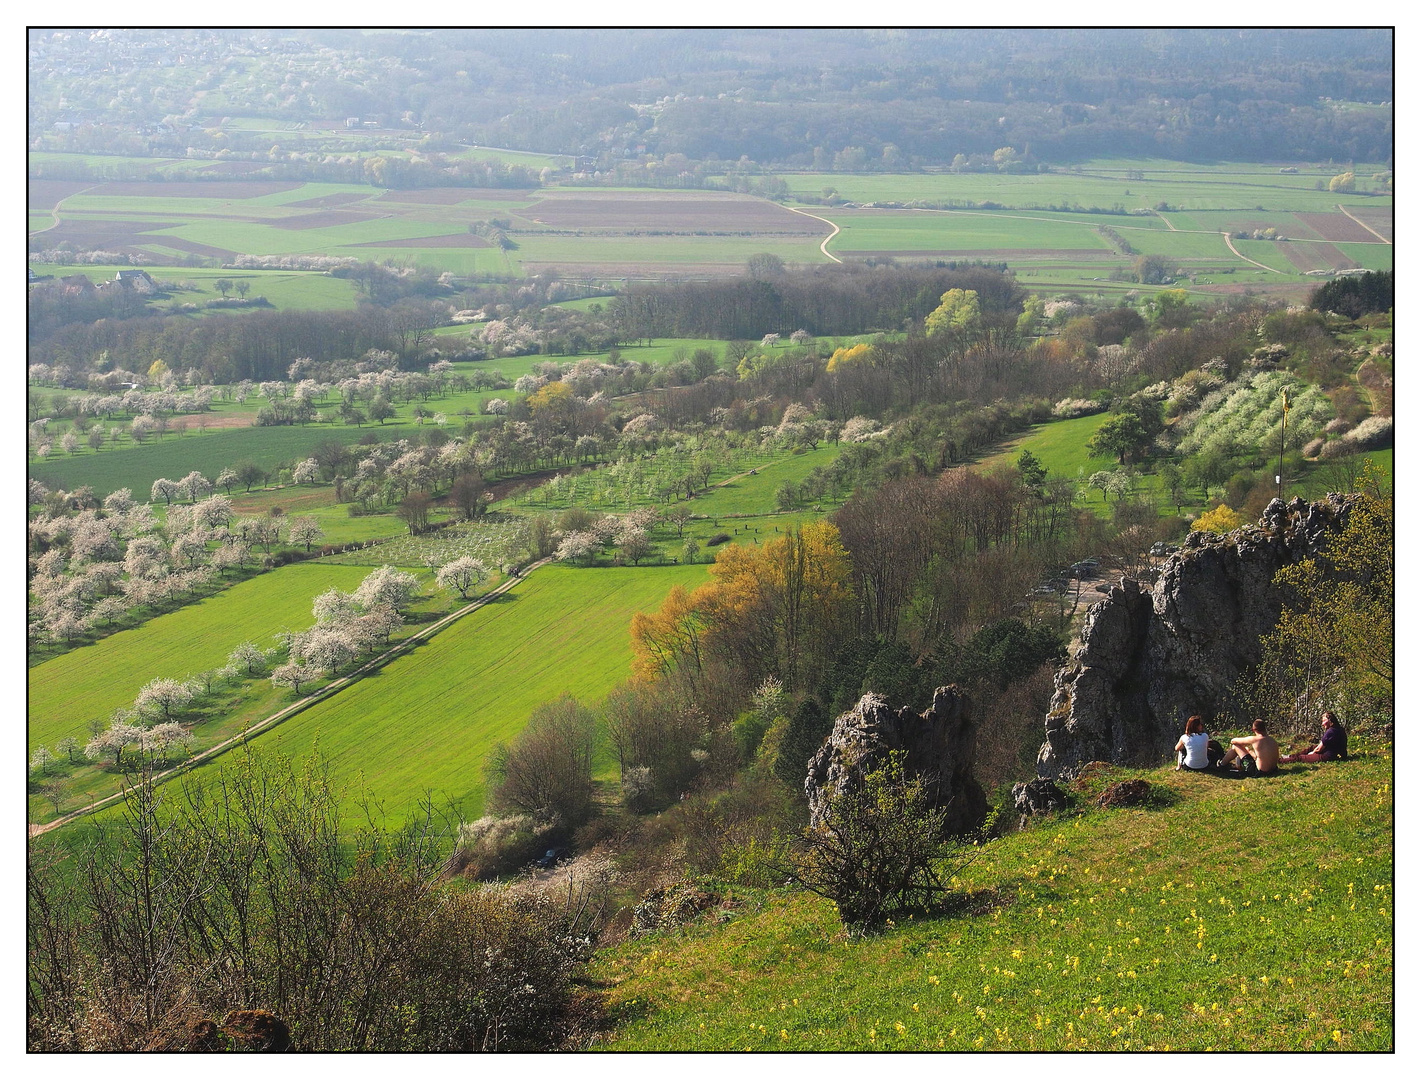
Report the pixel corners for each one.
[27,756,599,1052]
[486,695,596,828]
[1191,505,1247,534]
[456,813,561,879]
[786,752,976,928]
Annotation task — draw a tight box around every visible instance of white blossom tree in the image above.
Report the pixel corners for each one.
[286,516,325,552]
[134,677,194,722]
[270,662,319,695]
[555,531,599,565]
[293,457,320,485]
[228,640,268,675]
[352,566,420,613]
[85,722,143,766]
[435,556,490,600]
[181,471,213,502]
[150,477,181,505]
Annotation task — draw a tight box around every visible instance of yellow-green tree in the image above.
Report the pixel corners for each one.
[1255,479,1392,730]
[924,288,981,342]
[1191,505,1247,534]
[825,342,876,372]
[630,584,708,684]
[527,380,574,426]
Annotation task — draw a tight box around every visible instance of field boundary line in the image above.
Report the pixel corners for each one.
[29,557,553,838]
[786,206,841,263]
[1336,203,1391,244]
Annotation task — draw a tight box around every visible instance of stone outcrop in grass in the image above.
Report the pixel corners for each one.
[806,685,987,838]
[1038,495,1358,779]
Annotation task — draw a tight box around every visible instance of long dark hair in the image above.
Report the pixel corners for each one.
[1184,715,1204,735]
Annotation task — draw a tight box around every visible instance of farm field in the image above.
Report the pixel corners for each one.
[30,154,1390,292]
[29,165,837,277]
[787,160,1392,211]
[211,562,711,828]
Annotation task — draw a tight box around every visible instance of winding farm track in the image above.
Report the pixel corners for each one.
[29,557,553,838]
[787,206,842,263]
[33,183,102,234]
[1221,231,1284,273]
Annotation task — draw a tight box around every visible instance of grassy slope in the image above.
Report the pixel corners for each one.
[227,562,710,827]
[592,750,1393,1051]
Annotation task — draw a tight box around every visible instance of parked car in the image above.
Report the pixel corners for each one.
[536,847,568,869]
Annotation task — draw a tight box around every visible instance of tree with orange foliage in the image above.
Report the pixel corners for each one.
[633,522,853,693]
[630,584,709,684]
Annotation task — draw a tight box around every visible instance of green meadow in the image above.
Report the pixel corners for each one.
[826,209,1116,255]
[975,413,1116,507]
[30,424,417,500]
[221,562,711,827]
[27,563,415,754]
[592,749,1393,1051]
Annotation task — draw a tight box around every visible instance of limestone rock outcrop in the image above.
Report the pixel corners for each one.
[1012,778,1069,817]
[1038,495,1358,779]
[806,685,987,837]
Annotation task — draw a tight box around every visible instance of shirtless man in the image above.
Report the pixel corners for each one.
[1216,719,1279,775]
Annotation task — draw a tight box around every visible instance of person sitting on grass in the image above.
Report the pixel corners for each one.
[1174,715,1223,771]
[1216,719,1279,776]
[1280,711,1349,764]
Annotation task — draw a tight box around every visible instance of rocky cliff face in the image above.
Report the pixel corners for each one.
[1037,495,1357,779]
[806,685,987,837]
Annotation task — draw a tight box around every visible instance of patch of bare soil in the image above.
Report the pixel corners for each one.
[144,237,240,260]
[170,412,256,430]
[29,217,181,253]
[1346,206,1393,241]
[517,261,754,278]
[1286,240,1359,272]
[849,248,1115,258]
[1293,212,1379,244]
[29,180,93,211]
[483,466,580,502]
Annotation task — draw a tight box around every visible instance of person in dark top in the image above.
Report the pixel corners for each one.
[1281,711,1349,764]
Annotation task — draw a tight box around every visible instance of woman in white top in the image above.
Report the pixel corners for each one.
[1174,715,1213,771]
